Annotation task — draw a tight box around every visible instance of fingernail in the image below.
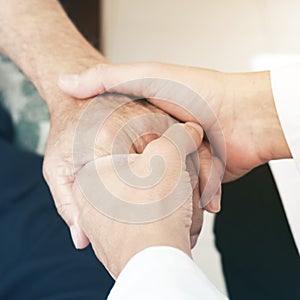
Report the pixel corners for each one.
[59,74,79,89]
[190,235,198,248]
[185,122,204,140]
[210,194,221,212]
[70,225,79,249]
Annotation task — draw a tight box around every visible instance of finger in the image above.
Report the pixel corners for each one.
[58,62,183,100]
[204,157,223,213]
[48,181,90,249]
[43,163,90,249]
[58,63,199,126]
[58,63,165,99]
[209,185,222,212]
[195,142,222,213]
[59,64,109,98]
[190,182,203,249]
[143,122,203,162]
[185,154,203,249]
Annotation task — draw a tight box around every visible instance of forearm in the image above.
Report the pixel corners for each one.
[0,0,107,114]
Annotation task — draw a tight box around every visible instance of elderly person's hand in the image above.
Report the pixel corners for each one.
[73,122,203,278]
[45,94,214,249]
[43,95,174,249]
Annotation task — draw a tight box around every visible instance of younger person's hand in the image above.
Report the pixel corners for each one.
[59,63,290,182]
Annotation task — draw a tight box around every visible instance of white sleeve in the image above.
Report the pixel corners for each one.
[271,64,300,169]
[107,246,227,300]
[270,64,300,254]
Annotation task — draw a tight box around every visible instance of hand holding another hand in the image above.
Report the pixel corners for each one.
[73,122,203,278]
[44,92,213,250]
[43,93,176,249]
[59,62,291,182]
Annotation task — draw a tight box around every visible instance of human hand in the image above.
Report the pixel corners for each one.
[72,122,203,278]
[59,63,290,183]
[43,94,174,249]
[44,93,211,249]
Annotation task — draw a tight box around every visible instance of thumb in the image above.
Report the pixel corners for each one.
[58,63,203,128]
[58,63,169,99]
[143,122,203,163]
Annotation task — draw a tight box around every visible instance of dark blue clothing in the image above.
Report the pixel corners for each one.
[0,106,114,300]
[215,164,300,300]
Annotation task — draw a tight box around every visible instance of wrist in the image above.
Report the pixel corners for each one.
[0,0,108,117]
[41,54,105,117]
[225,71,291,163]
[109,225,191,278]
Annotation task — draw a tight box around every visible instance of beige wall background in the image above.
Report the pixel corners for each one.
[101,0,300,295]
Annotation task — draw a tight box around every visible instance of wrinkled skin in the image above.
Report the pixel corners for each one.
[43,94,211,249]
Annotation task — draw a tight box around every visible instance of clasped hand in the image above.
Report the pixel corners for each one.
[73,121,203,278]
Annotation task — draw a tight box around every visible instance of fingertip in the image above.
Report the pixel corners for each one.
[70,225,90,249]
[58,64,110,99]
[70,225,79,248]
[159,122,203,160]
[185,122,204,146]
[204,188,222,213]
[190,234,199,249]
[58,74,79,94]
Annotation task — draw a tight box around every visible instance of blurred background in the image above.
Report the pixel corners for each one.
[100,0,300,295]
